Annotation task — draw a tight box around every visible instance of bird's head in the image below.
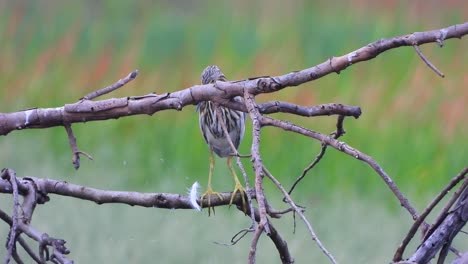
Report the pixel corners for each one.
[201,65,226,85]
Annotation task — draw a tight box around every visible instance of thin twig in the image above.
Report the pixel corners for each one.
[287,115,346,197]
[2,169,20,264]
[81,70,139,100]
[393,167,467,261]
[17,235,42,264]
[413,45,445,77]
[248,224,264,264]
[261,116,420,221]
[265,203,300,218]
[214,103,256,225]
[423,169,468,241]
[64,124,93,170]
[258,102,361,118]
[238,206,294,264]
[214,227,254,246]
[12,250,24,264]
[408,185,468,263]
[263,166,337,264]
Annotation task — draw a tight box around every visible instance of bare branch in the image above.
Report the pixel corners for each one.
[408,183,468,263]
[0,210,42,263]
[64,124,93,170]
[263,166,337,264]
[237,206,294,264]
[0,174,251,210]
[11,249,24,264]
[2,169,20,264]
[413,45,445,77]
[287,115,347,197]
[257,102,361,118]
[260,116,421,220]
[268,222,294,264]
[0,208,72,263]
[1,22,467,264]
[213,102,256,224]
[244,93,270,231]
[248,223,264,264]
[17,235,42,264]
[423,168,468,242]
[393,167,467,262]
[1,23,465,136]
[243,91,271,263]
[81,70,139,100]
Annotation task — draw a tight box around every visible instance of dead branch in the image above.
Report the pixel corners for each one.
[261,116,421,220]
[0,174,251,210]
[263,166,337,264]
[81,70,139,100]
[407,180,468,263]
[1,22,467,263]
[413,45,445,77]
[287,115,347,197]
[64,124,93,170]
[235,205,294,264]
[393,167,468,262]
[2,169,20,264]
[0,23,465,136]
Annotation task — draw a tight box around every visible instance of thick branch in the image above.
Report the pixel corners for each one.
[244,92,271,263]
[408,184,468,263]
[0,175,250,210]
[393,167,468,261]
[1,22,465,136]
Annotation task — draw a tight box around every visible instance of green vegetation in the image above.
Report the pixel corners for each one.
[0,1,466,262]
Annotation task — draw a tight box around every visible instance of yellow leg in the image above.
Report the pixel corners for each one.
[227,156,247,211]
[200,150,222,216]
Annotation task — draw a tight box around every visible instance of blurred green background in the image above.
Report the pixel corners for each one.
[0,0,467,263]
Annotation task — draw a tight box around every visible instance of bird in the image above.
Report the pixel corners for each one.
[197,65,247,214]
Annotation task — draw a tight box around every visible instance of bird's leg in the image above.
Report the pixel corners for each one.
[200,150,222,215]
[227,156,247,211]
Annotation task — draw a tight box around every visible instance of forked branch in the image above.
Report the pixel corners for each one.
[1,22,467,263]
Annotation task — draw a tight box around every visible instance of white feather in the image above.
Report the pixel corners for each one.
[188,181,201,211]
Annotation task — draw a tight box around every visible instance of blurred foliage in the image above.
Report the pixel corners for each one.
[0,0,466,262]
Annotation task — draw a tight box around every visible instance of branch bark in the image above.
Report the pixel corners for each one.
[0,175,250,209]
[407,181,468,263]
[1,23,465,136]
[1,22,467,263]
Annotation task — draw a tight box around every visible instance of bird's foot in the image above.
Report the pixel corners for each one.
[229,182,247,212]
[200,187,223,216]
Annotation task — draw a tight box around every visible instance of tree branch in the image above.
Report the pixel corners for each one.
[1,22,467,263]
[287,115,347,197]
[81,70,139,100]
[0,174,253,210]
[407,182,468,263]
[393,167,468,261]
[1,23,465,136]
[260,116,421,220]
[263,166,337,264]
[2,169,20,264]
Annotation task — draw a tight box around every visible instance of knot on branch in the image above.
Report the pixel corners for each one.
[256,78,283,93]
[39,234,71,263]
[24,177,50,204]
